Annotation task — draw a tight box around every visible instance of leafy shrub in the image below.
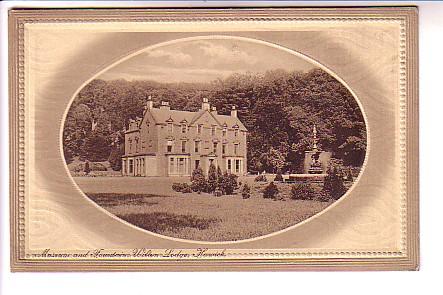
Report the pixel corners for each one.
[172,183,183,192]
[93,162,107,171]
[214,189,222,197]
[290,183,316,200]
[254,174,267,182]
[241,183,251,199]
[316,190,333,202]
[74,161,107,173]
[181,184,192,193]
[323,164,347,200]
[263,181,279,199]
[219,172,238,195]
[72,163,84,173]
[191,167,207,193]
[172,183,192,193]
[274,170,284,182]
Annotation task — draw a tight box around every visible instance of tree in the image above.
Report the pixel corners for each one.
[216,166,223,188]
[63,103,93,160]
[81,131,111,162]
[267,147,286,173]
[263,181,279,199]
[207,163,218,193]
[108,147,124,171]
[191,167,206,193]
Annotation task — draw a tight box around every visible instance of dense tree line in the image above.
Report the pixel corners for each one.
[63,68,366,173]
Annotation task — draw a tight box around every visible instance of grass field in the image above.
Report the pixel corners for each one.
[75,176,333,242]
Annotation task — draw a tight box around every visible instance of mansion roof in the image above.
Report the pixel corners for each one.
[148,108,247,131]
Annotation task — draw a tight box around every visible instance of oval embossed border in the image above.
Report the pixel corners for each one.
[60,35,370,245]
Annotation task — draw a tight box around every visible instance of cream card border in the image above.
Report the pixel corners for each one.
[9,7,419,271]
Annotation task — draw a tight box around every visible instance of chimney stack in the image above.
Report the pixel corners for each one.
[202,97,210,111]
[160,101,170,110]
[146,95,153,110]
[211,106,218,114]
[231,105,238,117]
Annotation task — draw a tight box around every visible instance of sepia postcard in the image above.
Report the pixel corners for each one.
[9,7,419,271]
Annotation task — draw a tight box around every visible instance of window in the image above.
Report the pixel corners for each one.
[227,159,232,171]
[222,127,227,137]
[234,143,239,155]
[181,141,186,153]
[129,140,132,153]
[167,140,173,153]
[211,125,216,136]
[197,124,202,134]
[235,159,240,173]
[195,160,200,169]
[222,144,226,155]
[194,141,200,153]
[234,128,239,137]
[168,123,173,133]
[213,142,218,153]
[181,124,187,133]
[135,138,139,153]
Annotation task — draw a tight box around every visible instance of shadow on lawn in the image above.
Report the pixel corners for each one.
[116,212,220,233]
[86,193,220,233]
[86,193,160,207]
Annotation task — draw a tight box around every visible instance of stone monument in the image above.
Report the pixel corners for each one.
[303,125,332,174]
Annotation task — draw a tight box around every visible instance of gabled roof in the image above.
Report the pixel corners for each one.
[141,107,247,131]
[150,108,197,124]
[214,114,247,131]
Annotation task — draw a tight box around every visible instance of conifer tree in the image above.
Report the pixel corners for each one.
[191,166,206,193]
[207,163,218,193]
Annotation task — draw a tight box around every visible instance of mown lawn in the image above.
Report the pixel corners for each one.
[76,176,333,242]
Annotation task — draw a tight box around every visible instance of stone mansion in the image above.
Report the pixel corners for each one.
[122,97,248,177]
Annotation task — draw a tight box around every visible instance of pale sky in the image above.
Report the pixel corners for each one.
[99,38,316,83]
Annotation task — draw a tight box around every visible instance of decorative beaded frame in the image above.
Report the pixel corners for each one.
[9,7,419,271]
